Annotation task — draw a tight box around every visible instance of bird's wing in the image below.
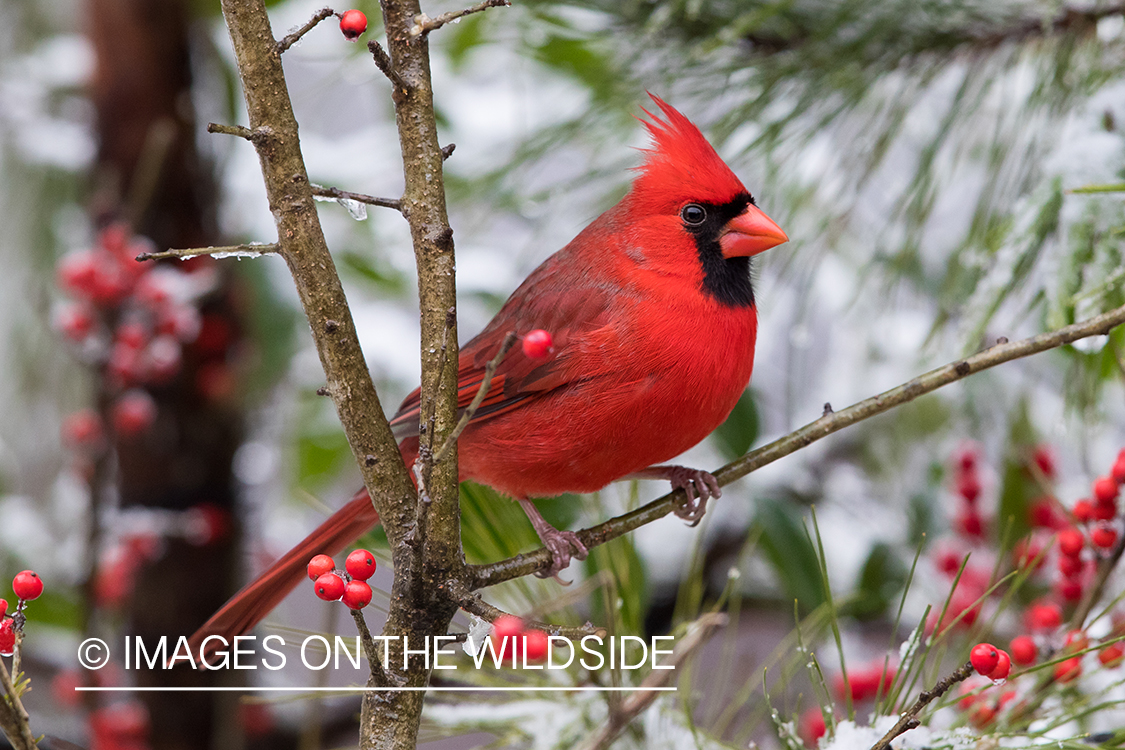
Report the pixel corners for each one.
[389,258,618,438]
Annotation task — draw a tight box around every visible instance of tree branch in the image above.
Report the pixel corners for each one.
[311,184,402,211]
[0,656,37,750]
[409,0,509,37]
[276,7,335,53]
[448,580,604,639]
[136,242,279,262]
[869,662,973,750]
[575,613,727,750]
[469,302,1125,587]
[367,40,407,92]
[432,331,516,464]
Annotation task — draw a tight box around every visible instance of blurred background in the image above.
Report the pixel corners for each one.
[1,0,1124,747]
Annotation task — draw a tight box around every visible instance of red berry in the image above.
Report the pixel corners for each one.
[522,629,549,662]
[194,315,232,356]
[1073,500,1095,525]
[1026,600,1062,632]
[0,619,15,657]
[1057,527,1085,557]
[985,649,1011,681]
[521,329,553,360]
[1029,498,1063,529]
[185,503,230,546]
[62,409,104,451]
[956,510,984,538]
[1057,578,1084,602]
[1009,635,1037,665]
[970,643,1000,676]
[54,301,97,343]
[339,9,367,40]
[1058,553,1084,578]
[1092,497,1118,520]
[491,615,524,660]
[956,472,982,504]
[799,707,827,747]
[1032,445,1056,478]
[1094,476,1119,504]
[145,335,182,383]
[346,549,377,581]
[307,554,335,581]
[314,572,345,601]
[115,320,149,350]
[1091,523,1119,550]
[968,702,996,728]
[0,600,6,618]
[1064,630,1089,653]
[956,445,978,472]
[1113,456,1125,485]
[12,570,43,601]
[1012,538,1044,571]
[1099,643,1124,668]
[1053,656,1082,683]
[341,580,372,610]
[111,390,157,436]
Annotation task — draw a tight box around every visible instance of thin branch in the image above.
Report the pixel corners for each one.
[432,331,517,464]
[277,7,335,53]
[869,662,973,750]
[206,122,257,141]
[136,242,279,262]
[367,40,407,92]
[0,655,37,750]
[1070,532,1125,629]
[575,613,727,750]
[409,0,509,37]
[449,581,604,639]
[469,302,1125,587]
[311,184,402,211]
[350,609,393,687]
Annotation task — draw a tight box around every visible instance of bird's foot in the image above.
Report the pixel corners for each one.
[518,498,589,580]
[663,466,721,527]
[535,528,589,580]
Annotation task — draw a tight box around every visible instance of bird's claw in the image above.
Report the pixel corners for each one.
[535,529,588,579]
[668,467,721,527]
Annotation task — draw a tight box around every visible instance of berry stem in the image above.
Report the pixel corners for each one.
[0,651,37,750]
[276,7,336,53]
[349,609,392,687]
[869,661,973,750]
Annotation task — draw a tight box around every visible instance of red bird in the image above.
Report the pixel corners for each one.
[190,96,787,648]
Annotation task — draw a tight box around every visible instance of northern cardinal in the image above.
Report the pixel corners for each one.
[190,95,787,650]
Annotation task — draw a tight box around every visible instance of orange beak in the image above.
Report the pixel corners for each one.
[718,204,788,259]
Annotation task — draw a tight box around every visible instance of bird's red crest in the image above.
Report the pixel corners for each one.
[630,95,749,210]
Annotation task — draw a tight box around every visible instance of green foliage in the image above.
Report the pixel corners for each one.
[846,542,907,621]
[754,498,824,611]
[585,533,648,636]
[713,388,760,461]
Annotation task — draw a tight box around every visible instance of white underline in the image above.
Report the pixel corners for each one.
[76,686,676,693]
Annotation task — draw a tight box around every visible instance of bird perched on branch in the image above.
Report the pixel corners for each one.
[191,95,787,648]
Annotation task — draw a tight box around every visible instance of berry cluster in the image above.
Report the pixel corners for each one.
[54,223,228,446]
[0,570,44,657]
[307,550,377,610]
[489,615,549,663]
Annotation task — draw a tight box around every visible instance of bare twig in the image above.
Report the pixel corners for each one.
[449,581,604,639]
[136,242,279,262]
[432,331,517,464]
[1071,532,1125,629]
[575,613,727,750]
[206,122,258,141]
[469,302,1125,587]
[350,609,393,687]
[869,662,974,750]
[277,7,335,53]
[367,40,407,91]
[0,655,37,750]
[311,184,402,211]
[441,143,456,160]
[409,0,509,36]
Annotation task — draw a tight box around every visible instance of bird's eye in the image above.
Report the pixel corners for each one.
[681,204,707,225]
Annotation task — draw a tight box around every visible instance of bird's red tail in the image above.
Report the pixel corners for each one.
[187,487,381,656]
